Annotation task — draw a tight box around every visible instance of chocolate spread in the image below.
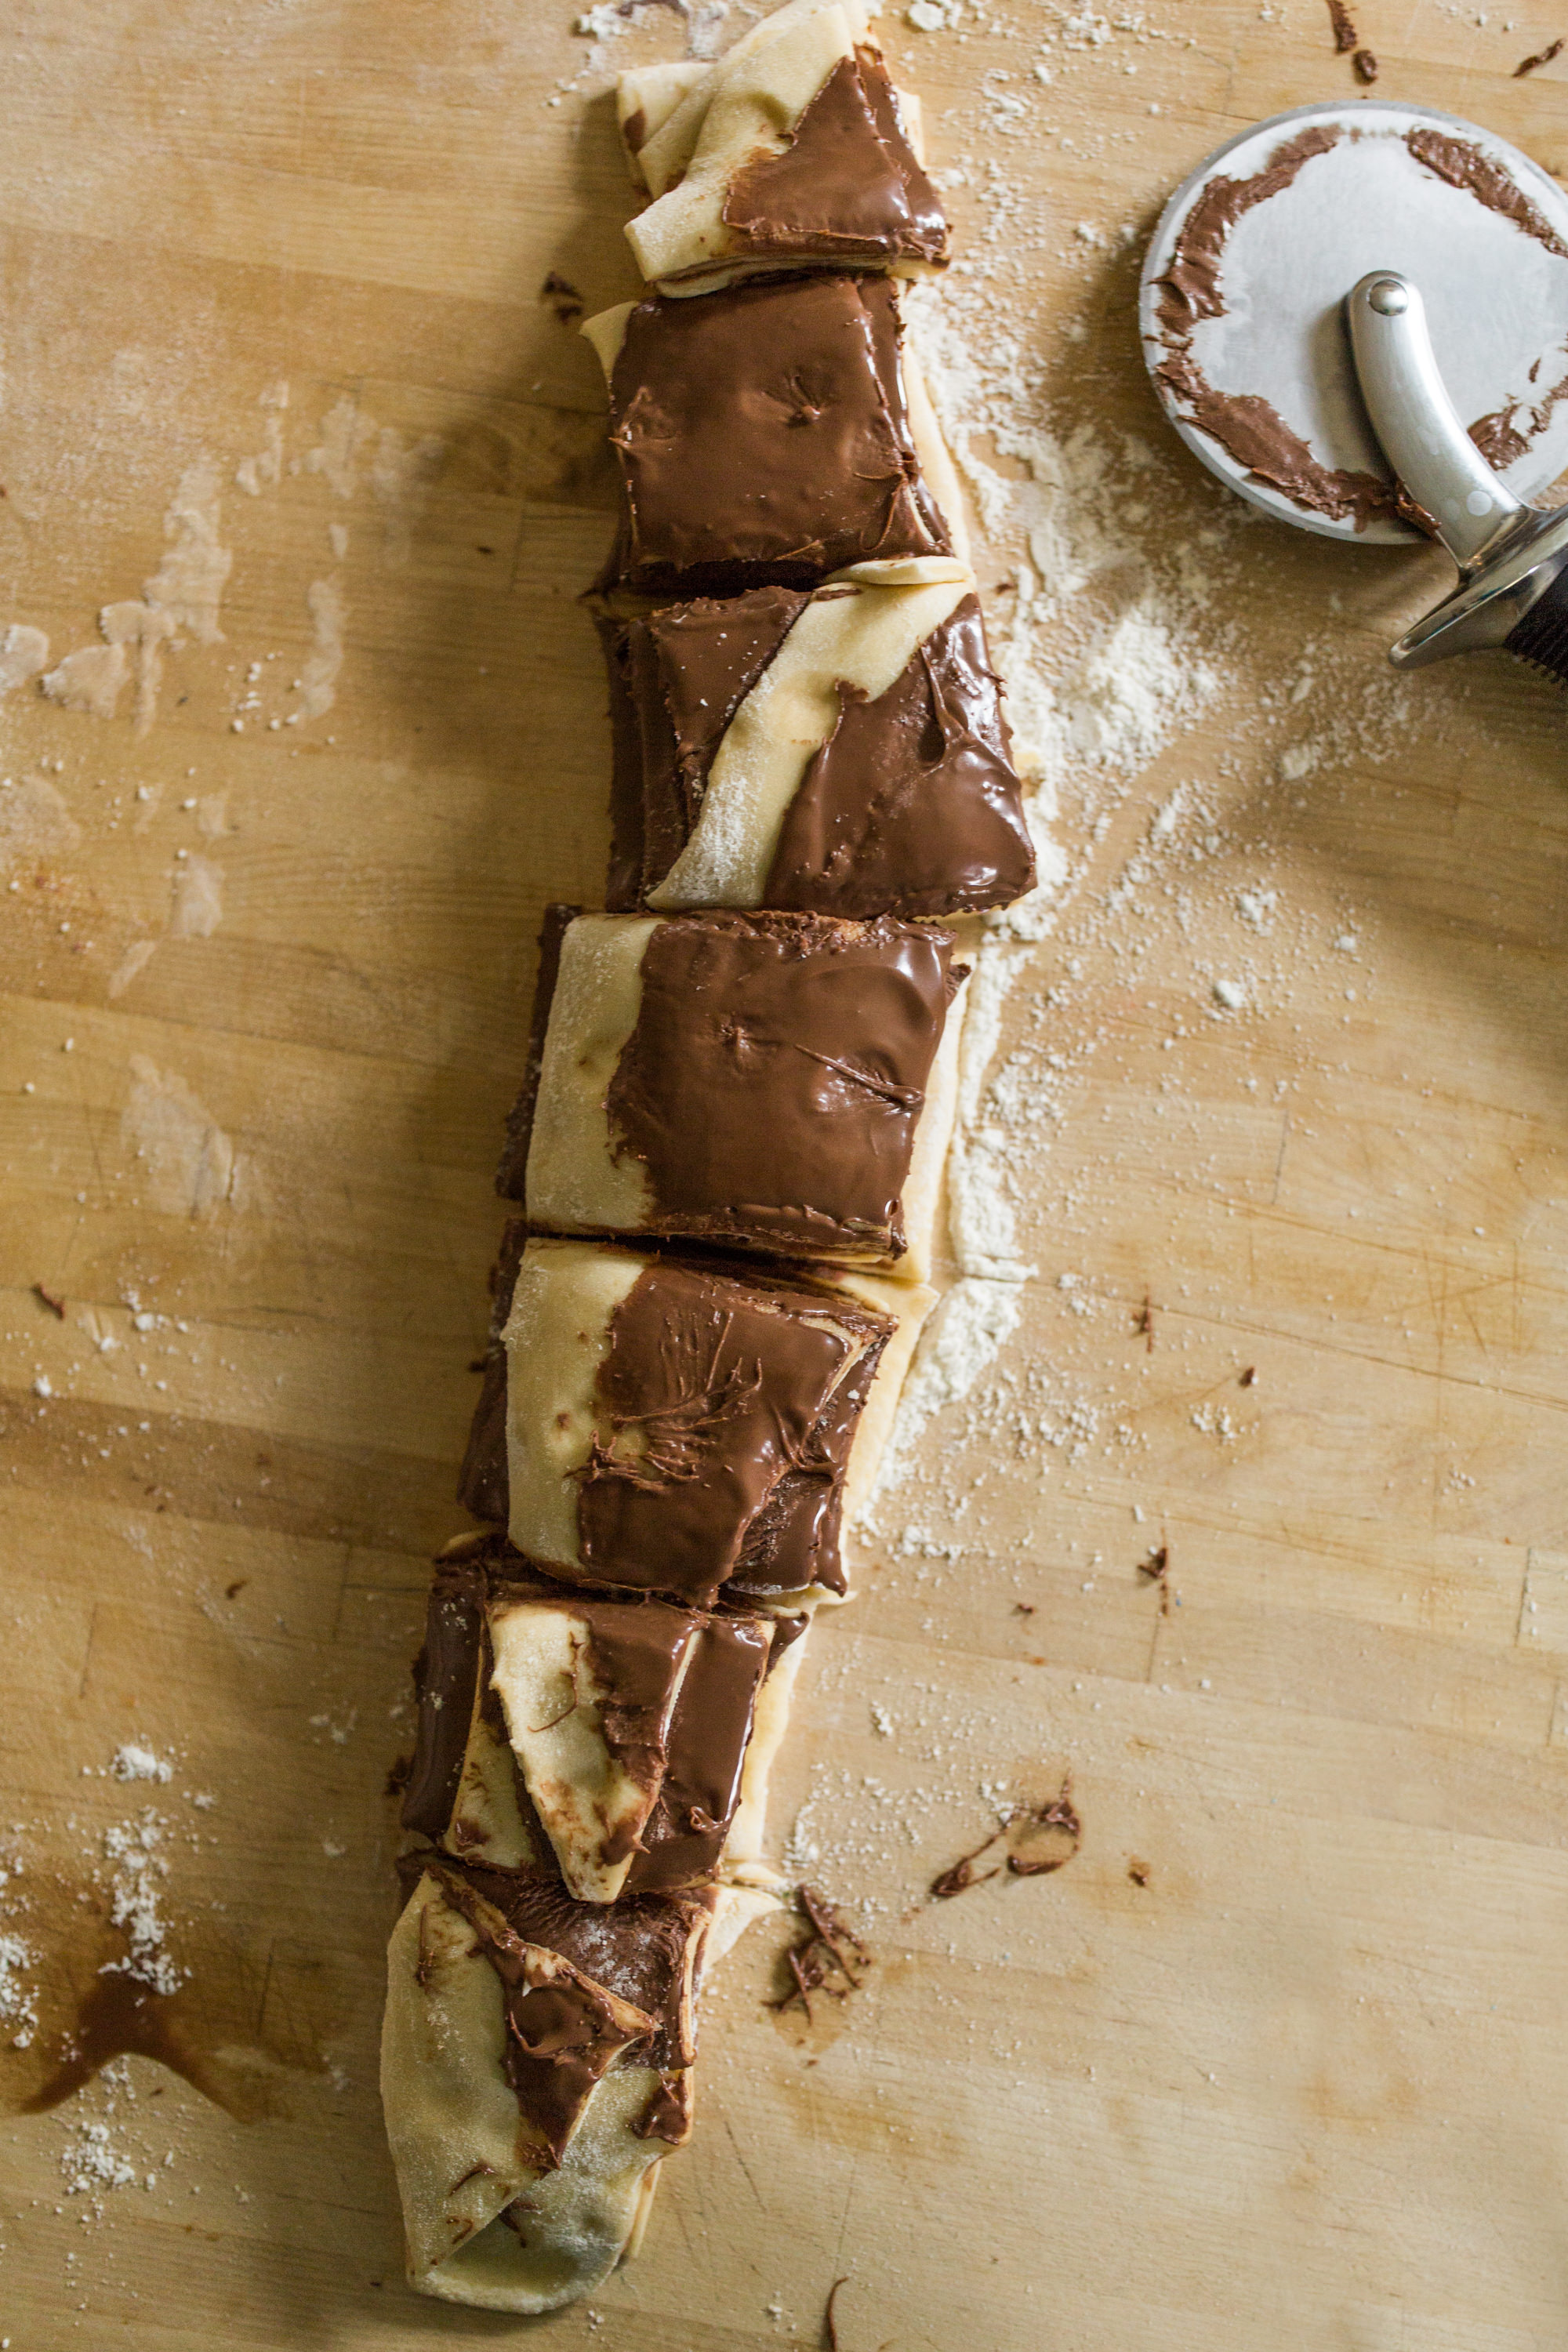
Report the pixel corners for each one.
[458,1216,530,1524]
[575,1255,887,1602]
[765,593,1036,915]
[600,273,952,597]
[1151,125,1408,530]
[402,1568,485,1840]
[1406,126,1568,260]
[409,1538,782,1889]
[720,47,948,272]
[628,586,809,897]
[609,586,1034,916]
[426,1854,710,2165]
[603,911,961,1258]
[495,906,579,1201]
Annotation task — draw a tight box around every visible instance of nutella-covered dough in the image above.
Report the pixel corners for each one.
[619,0,947,295]
[503,1240,891,1603]
[403,1543,780,1900]
[601,559,1036,916]
[458,1233,936,1602]
[383,1860,773,2312]
[509,911,966,1277]
[583,273,953,597]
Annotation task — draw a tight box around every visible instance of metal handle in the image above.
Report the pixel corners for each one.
[1345,270,1525,571]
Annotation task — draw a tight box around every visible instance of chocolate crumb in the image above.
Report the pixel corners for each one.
[223,1578,248,1599]
[932,1780,1083,1897]
[1327,0,1358,51]
[771,1886,869,2018]
[1352,46,1378,82]
[540,270,584,324]
[1127,1858,1151,1888]
[1240,1366,1257,1387]
[1139,1544,1171,1617]
[1013,1600,1037,1617]
[1005,1780,1083,1878]
[1515,35,1563,74]
[1135,1291,1156,1350]
[466,1357,488,1374]
[930,1827,1006,1900]
[32,1281,65,1318]
[384,1753,412,1798]
[825,2274,850,2350]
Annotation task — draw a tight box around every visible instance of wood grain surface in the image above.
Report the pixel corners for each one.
[4,4,1568,2347]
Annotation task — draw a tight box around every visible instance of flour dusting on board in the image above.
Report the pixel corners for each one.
[121,1058,237,1219]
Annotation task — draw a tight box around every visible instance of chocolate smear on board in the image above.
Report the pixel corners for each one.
[930,1780,1083,1899]
[1138,1543,1171,1617]
[825,2274,851,2351]
[1327,0,1358,53]
[32,1281,65,1318]
[1515,36,1564,75]
[540,271,583,324]
[771,1885,870,2019]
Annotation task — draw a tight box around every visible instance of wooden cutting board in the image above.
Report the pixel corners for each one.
[4,5,1568,2347]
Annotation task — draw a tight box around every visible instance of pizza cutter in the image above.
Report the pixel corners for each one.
[1138,100,1568,682]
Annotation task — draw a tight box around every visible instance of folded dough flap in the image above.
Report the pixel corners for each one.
[383,1861,719,2313]
[602,564,1033,918]
[499,1237,894,1604]
[408,1535,803,1898]
[621,0,947,293]
[517,909,966,1279]
[584,273,953,601]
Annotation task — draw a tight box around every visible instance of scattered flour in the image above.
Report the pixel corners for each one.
[111,1744,175,1785]
[0,774,82,869]
[296,577,347,720]
[0,624,49,694]
[100,1809,183,1995]
[121,1056,237,1219]
[168,854,225,940]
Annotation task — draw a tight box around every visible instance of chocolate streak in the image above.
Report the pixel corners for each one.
[410,1538,785,1893]
[425,1857,654,2169]
[608,586,1034,916]
[766,593,1036,916]
[621,587,809,907]
[426,1854,711,2168]
[604,912,961,1259]
[1154,125,1401,532]
[721,46,948,271]
[1406,127,1568,261]
[601,273,951,598]
[458,1215,529,1524]
[575,1256,888,1604]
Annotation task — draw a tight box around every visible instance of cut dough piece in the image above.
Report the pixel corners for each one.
[600,563,1034,917]
[620,1,948,295]
[405,1539,795,1898]
[383,1861,721,2313]
[457,1236,935,1606]
[510,911,967,1279]
[503,1240,893,1601]
[584,274,953,599]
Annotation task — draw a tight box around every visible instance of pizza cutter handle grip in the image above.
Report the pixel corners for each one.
[1345,270,1525,571]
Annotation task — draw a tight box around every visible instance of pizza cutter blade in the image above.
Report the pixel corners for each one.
[1138,100,1568,682]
